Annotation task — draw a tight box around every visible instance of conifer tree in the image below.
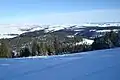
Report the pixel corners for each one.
[0,41,11,58]
[31,40,38,56]
[20,47,31,57]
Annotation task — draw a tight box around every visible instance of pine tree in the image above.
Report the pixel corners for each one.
[0,41,11,58]
[105,31,119,47]
[31,40,38,56]
[53,36,61,55]
[92,36,114,50]
[20,47,31,57]
[39,42,48,56]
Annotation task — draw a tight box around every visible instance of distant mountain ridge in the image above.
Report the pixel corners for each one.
[0,22,120,39]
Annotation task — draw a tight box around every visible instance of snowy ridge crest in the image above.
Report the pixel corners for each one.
[0,22,120,39]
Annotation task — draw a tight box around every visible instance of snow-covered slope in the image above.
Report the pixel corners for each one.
[0,48,120,80]
[75,38,94,45]
[0,22,120,39]
[0,24,46,38]
[0,24,70,39]
[83,22,120,27]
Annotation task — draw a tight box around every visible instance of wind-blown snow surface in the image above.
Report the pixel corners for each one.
[0,48,120,80]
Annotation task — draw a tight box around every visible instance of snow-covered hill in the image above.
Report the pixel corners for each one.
[0,48,120,80]
[0,24,70,38]
[0,22,120,39]
[83,22,120,27]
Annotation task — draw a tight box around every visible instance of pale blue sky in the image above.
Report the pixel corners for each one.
[0,0,120,24]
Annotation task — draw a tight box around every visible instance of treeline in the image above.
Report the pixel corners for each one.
[0,31,120,58]
[0,41,11,58]
[92,31,120,50]
[17,36,91,57]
